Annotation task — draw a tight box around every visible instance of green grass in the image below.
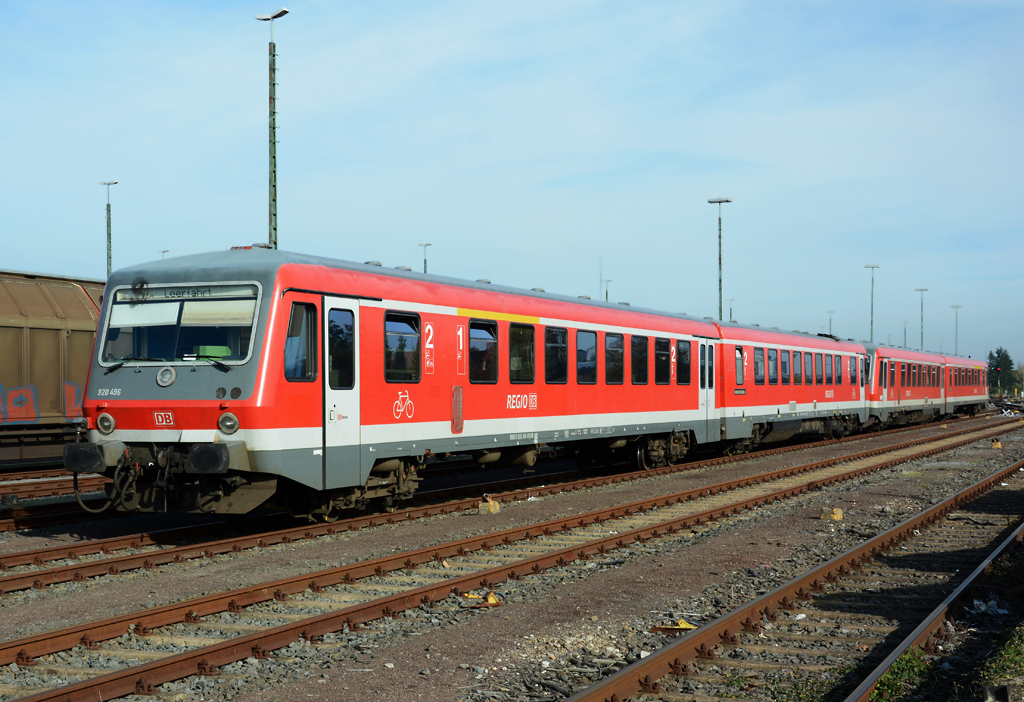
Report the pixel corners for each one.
[870,647,932,701]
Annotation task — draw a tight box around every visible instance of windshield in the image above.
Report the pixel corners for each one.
[101,283,259,364]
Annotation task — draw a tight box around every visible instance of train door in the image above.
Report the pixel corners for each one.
[698,340,717,442]
[323,298,361,490]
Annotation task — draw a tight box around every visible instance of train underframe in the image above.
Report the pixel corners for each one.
[65,400,986,519]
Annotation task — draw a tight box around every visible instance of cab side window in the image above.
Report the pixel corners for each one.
[285,302,317,381]
[735,346,744,385]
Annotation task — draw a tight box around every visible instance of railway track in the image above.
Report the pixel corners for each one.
[565,459,1024,702]
[0,421,1018,701]
[0,475,107,501]
[0,414,1001,537]
[0,418,1015,597]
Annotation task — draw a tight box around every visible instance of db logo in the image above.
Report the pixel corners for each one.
[154,411,175,427]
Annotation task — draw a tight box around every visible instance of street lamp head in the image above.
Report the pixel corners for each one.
[419,243,432,248]
[256,8,288,20]
[99,181,118,186]
[916,287,928,292]
[952,304,962,309]
[864,264,880,269]
[708,198,731,204]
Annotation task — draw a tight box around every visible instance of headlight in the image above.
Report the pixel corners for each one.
[156,366,177,387]
[97,413,116,434]
[217,412,239,435]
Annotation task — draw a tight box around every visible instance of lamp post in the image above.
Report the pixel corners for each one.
[915,288,928,350]
[160,249,169,259]
[419,243,432,274]
[708,198,732,322]
[827,310,834,336]
[727,298,735,323]
[951,305,961,356]
[256,8,289,249]
[865,265,880,342]
[99,181,118,277]
[602,278,612,302]
[902,321,908,349]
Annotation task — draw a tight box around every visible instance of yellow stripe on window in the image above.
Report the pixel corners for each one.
[457,308,540,324]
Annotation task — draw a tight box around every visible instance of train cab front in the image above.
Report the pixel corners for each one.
[64,276,275,514]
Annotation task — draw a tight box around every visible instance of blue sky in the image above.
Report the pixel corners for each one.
[3,1,1021,363]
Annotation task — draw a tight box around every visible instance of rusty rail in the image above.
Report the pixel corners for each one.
[1,420,1015,595]
[0,474,106,499]
[2,422,1018,701]
[842,508,1024,701]
[564,459,1024,702]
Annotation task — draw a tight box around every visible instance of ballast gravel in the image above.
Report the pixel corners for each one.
[0,419,1018,702]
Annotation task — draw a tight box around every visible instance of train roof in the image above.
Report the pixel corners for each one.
[863,343,985,367]
[111,247,723,332]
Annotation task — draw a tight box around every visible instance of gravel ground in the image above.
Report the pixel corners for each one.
[0,418,1018,702]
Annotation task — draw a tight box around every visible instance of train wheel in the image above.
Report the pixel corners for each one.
[633,441,652,471]
[377,495,397,513]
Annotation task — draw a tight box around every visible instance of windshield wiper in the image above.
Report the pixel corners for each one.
[187,354,232,373]
[105,356,165,373]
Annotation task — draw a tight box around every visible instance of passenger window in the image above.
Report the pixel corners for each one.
[793,351,802,384]
[899,363,905,387]
[384,312,420,382]
[677,340,691,385]
[835,355,842,384]
[851,357,857,385]
[631,336,648,385]
[805,352,814,385]
[509,324,535,384]
[284,302,317,382]
[890,363,896,388]
[577,330,598,384]
[824,354,832,385]
[754,348,765,385]
[815,353,824,384]
[468,320,498,383]
[544,327,568,384]
[699,344,706,389]
[327,309,354,389]
[605,333,624,384]
[781,350,790,385]
[881,360,887,388]
[654,338,671,385]
[735,346,744,385]
[768,349,778,385]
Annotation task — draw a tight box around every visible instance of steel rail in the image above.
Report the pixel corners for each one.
[0,475,106,499]
[0,468,68,482]
[0,420,1013,595]
[2,423,1019,702]
[0,499,109,533]
[843,511,1024,701]
[0,420,1016,596]
[563,459,1024,702]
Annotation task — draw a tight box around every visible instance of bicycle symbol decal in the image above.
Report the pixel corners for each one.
[393,391,415,419]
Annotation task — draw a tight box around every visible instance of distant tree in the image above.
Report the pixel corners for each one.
[987,348,1019,394]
